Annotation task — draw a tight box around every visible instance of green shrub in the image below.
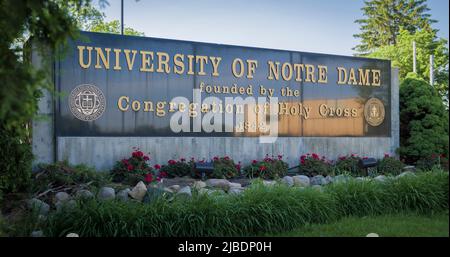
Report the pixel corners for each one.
[334,154,365,176]
[299,153,332,176]
[0,126,33,195]
[377,155,405,176]
[110,149,154,184]
[243,155,288,179]
[191,156,240,179]
[40,171,448,237]
[32,161,110,194]
[160,158,192,178]
[398,74,449,167]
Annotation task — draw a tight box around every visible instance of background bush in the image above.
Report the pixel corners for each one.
[243,156,288,179]
[0,126,33,195]
[334,155,365,176]
[377,156,405,176]
[299,153,332,176]
[191,157,239,179]
[110,149,153,184]
[160,159,192,178]
[398,73,449,169]
[41,171,448,237]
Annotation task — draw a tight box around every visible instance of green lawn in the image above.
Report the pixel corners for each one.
[267,212,449,237]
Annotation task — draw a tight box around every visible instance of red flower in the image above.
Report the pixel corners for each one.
[384,153,390,158]
[224,156,230,161]
[145,173,153,183]
[159,171,168,178]
[213,156,219,161]
[156,177,161,182]
[278,155,283,160]
[122,159,129,165]
[252,160,258,164]
[301,159,305,165]
[339,156,346,161]
[300,155,306,160]
[259,165,266,171]
[168,159,177,165]
[312,153,319,160]
[127,165,133,171]
[143,156,150,161]
[154,164,161,170]
[180,158,186,162]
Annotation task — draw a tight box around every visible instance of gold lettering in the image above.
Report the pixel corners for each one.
[196,55,208,75]
[174,54,185,74]
[372,69,381,86]
[118,96,129,111]
[78,46,93,69]
[124,49,137,71]
[317,65,328,83]
[267,61,280,80]
[358,69,370,86]
[187,55,195,75]
[304,64,316,83]
[293,64,304,82]
[95,47,111,69]
[337,67,347,85]
[113,49,122,70]
[247,60,257,79]
[348,68,358,85]
[156,52,170,73]
[232,58,245,78]
[282,63,293,81]
[140,51,154,72]
[209,56,222,77]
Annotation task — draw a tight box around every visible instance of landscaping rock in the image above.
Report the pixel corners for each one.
[54,192,70,203]
[228,187,244,195]
[143,187,166,203]
[403,165,416,172]
[397,171,416,178]
[356,177,371,181]
[27,198,50,216]
[192,181,206,190]
[310,175,326,186]
[205,179,230,191]
[374,175,387,182]
[56,199,76,211]
[117,188,131,202]
[293,175,310,187]
[168,185,181,192]
[31,230,44,237]
[97,187,115,201]
[229,182,242,189]
[325,176,334,184]
[163,187,174,194]
[75,190,94,199]
[177,186,192,197]
[263,180,277,186]
[366,233,379,237]
[281,176,294,187]
[129,182,147,201]
[66,233,79,237]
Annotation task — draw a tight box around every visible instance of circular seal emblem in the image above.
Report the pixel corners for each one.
[364,98,385,127]
[69,84,106,121]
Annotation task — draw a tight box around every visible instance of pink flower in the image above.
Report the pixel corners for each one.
[278,155,283,160]
[145,173,153,183]
[223,156,230,161]
[154,164,161,170]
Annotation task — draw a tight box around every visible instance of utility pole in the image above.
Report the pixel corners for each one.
[430,55,434,86]
[413,41,417,73]
[121,0,124,35]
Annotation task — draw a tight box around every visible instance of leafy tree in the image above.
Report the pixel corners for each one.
[90,20,144,36]
[398,73,449,167]
[354,0,436,54]
[368,28,449,106]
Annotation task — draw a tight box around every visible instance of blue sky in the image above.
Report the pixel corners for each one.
[95,0,449,56]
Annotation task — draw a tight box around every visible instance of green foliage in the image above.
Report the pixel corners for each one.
[160,159,192,178]
[335,155,365,176]
[377,156,405,176]
[110,149,153,184]
[39,171,448,237]
[367,28,449,104]
[398,74,449,166]
[90,20,145,36]
[32,161,110,194]
[243,156,288,179]
[299,153,332,177]
[354,0,435,54]
[210,157,240,179]
[0,126,33,194]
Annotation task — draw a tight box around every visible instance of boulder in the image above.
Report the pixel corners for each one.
[54,192,70,203]
[293,175,310,187]
[374,175,387,182]
[31,230,44,237]
[205,179,230,191]
[117,188,131,202]
[281,176,294,187]
[397,171,416,178]
[324,176,334,184]
[263,180,277,186]
[66,233,79,237]
[128,181,147,201]
[168,185,181,192]
[366,233,379,237]
[97,187,115,201]
[310,175,326,186]
[192,181,206,190]
[75,190,94,199]
[177,186,192,197]
[228,187,244,195]
[229,182,242,189]
[27,198,50,216]
[403,165,416,173]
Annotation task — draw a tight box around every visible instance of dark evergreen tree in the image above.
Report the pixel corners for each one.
[354,0,436,54]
